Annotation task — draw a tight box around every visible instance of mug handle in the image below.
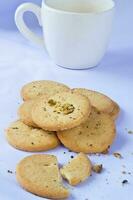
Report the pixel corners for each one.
[15,3,44,46]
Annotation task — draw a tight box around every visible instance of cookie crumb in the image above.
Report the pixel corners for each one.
[128,130,133,134]
[113,152,122,159]
[122,180,128,185]
[122,171,126,174]
[31,142,34,145]
[70,155,74,159]
[7,170,13,174]
[92,164,103,173]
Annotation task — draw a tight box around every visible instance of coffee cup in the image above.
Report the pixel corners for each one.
[15,0,115,69]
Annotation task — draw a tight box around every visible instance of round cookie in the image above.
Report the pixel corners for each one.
[18,95,50,127]
[6,120,60,152]
[32,92,91,131]
[57,107,116,153]
[21,80,70,101]
[72,88,115,114]
[18,100,38,127]
[16,154,69,199]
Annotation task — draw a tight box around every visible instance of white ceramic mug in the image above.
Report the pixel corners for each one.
[15,0,115,69]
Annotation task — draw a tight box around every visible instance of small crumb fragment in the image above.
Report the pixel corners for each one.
[7,170,13,174]
[113,152,122,159]
[128,130,133,134]
[92,164,103,173]
[122,180,128,185]
[70,155,74,159]
[122,171,126,174]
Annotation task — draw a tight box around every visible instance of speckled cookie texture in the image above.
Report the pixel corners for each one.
[18,95,49,127]
[21,80,70,101]
[18,99,38,127]
[57,107,116,153]
[60,153,92,186]
[6,120,60,152]
[16,154,69,199]
[32,91,91,131]
[72,88,116,114]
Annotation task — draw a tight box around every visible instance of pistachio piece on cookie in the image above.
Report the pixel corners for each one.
[32,92,91,131]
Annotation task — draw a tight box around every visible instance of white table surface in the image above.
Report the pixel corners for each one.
[0,29,133,200]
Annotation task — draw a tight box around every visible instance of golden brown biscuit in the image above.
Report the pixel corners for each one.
[32,91,91,131]
[18,95,49,127]
[6,120,60,152]
[16,154,69,199]
[60,153,92,185]
[21,80,70,101]
[18,100,38,127]
[72,88,115,114]
[57,107,116,153]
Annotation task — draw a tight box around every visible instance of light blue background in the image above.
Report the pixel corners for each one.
[0,1,133,200]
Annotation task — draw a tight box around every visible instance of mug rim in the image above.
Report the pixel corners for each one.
[43,0,115,15]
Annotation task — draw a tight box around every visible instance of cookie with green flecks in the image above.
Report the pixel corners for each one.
[16,154,69,199]
[6,120,60,152]
[57,107,116,153]
[21,80,70,101]
[32,91,91,131]
[18,99,38,127]
[73,88,120,120]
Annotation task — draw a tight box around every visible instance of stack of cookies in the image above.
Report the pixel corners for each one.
[5,80,120,199]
